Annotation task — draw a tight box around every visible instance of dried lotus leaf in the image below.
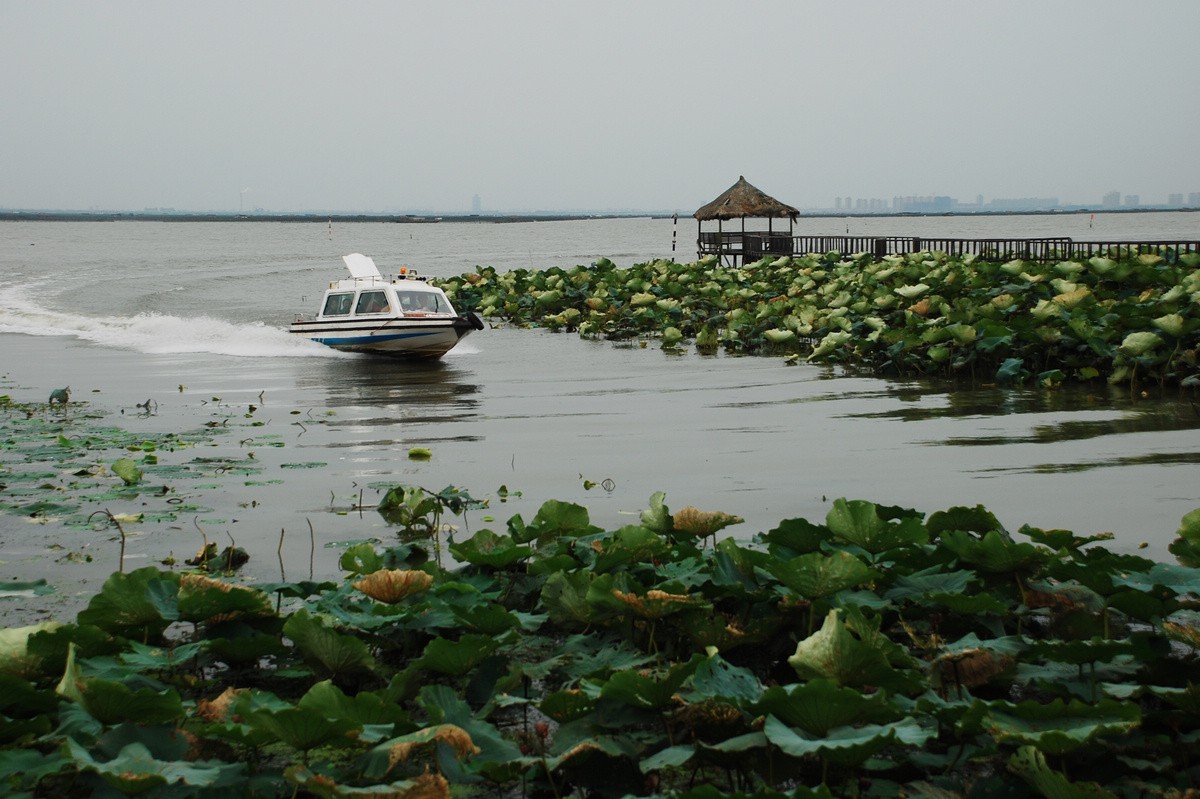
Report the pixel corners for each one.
[353,569,433,603]
[672,506,744,537]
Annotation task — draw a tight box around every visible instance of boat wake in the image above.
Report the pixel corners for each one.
[0,285,340,358]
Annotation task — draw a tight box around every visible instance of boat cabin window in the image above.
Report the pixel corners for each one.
[355,290,390,315]
[396,290,444,313]
[322,292,354,316]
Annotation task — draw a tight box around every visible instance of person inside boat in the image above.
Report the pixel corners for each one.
[323,293,353,316]
[398,291,427,312]
[357,291,389,314]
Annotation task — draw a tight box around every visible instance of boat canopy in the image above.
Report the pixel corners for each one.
[342,253,382,280]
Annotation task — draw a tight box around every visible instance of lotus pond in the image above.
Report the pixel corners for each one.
[438,249,1200,388]
[2,474,1200,798]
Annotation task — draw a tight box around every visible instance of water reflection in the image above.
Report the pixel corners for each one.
[294,355,482,443]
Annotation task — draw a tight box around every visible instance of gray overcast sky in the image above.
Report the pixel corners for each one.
[3,1,1197,213]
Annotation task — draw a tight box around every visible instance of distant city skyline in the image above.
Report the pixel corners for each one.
[6,185,1198,218]
[822,190,1200,215]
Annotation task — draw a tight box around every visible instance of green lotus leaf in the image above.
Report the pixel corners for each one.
[763,714,930,766]
[1152,313,1185,337]
[118,640,205,673]
[1170,508,1200,568]
[984,698,1140,754]
[420,633,499,676]
[111,457,143,485]
[1114,561,1200,596]
[287,767,449,799]
[661,326,683,347]
[0,622,63,678]
[1007,745,1117,799]
[0,748,70,793]
[787,610,897,689]
[78,678,185,726]
[540,570,605,627]
[894,283,930,299]
[514,499,599,543]
[1021,525,1113,552]
[452,602,521,636]
[65,739,240,795]
[690,653,762,706]
[808,330,851,360]
[1088,256,1117,276]
[540,689,597,722]
[753,679,897,737]
[282,608,375,680]
[639,744,696,772]
[177,575,273,625]
[448,529,531,569]
[1118,331,1162,357]
[593,525,670,572]
[298,680,408,728]
[1030,299,1059,320]
[995,357,1027,384]
[939,529,1047,574]
[764,328,797,345]
[600,656,702,710]
[926,505,1004,537]
[761,516,829,558]
[883,567,976,601]
[767,550,872,599]
[243,705,359,752]
[826,498,929,554]
[999,259,1026,275]
[639,491,672,533]
[338,542,384,575]
[76,567,180,638]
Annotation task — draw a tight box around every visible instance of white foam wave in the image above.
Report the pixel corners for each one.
[0,284,339,358]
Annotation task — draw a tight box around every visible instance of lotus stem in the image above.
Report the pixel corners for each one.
[277,528,286,584]
[308,518,315,580]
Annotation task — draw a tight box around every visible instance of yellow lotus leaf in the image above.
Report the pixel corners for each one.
[387,725,479,771]
[1163,621,1200,649]
[353,569,433,604]
[196,686,247,723]
[612,589,698,619]
[672,506,744,536]
[1053,287,1092,309]
[181,573,237,594]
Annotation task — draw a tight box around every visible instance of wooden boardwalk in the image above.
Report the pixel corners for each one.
[698,232,1200,264]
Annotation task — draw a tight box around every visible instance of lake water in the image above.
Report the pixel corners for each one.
[1,213,1199,620]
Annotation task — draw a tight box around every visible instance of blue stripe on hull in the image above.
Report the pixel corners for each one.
[313,330,443,346]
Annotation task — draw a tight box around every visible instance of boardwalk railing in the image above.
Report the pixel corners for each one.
[697,232,1200,263]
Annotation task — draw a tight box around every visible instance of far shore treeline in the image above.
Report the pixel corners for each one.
[3,207,1195,223]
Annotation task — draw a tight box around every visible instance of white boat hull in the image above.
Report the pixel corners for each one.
[289,315,480,358]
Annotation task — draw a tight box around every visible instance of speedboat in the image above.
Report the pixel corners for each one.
[289,253,483,358]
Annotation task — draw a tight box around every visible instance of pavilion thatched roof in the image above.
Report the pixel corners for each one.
[693,176,799,221]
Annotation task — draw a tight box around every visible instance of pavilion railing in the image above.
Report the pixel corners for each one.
[696,232,1200,263]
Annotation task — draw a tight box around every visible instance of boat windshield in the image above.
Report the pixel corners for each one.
[396,290,445,313]
[322,292,354,316]
[355,290,390,315]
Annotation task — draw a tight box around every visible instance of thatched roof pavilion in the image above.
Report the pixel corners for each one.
[693,176,800,222]
[694,176,799,265]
